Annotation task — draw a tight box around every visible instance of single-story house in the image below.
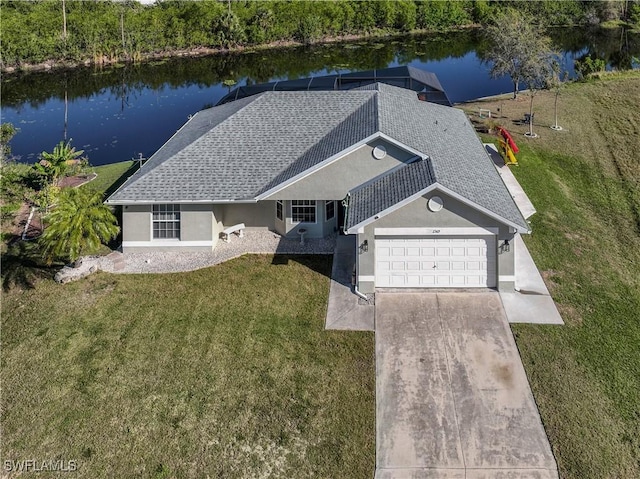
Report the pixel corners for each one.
[106,81,530,293]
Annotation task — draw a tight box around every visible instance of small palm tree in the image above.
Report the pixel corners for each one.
[35,139,85,185]
[40,188,119,265]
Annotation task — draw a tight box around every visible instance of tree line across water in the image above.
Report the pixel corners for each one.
[1,0,638,70]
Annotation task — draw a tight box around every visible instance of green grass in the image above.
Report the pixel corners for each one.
[471,73,640,478]
[511,144,640,479]
[84,160,136,196]
[1,255,375,478]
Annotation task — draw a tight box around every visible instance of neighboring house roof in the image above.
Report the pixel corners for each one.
[217,65,451,106]
[345,158,437,231]
[107,80,528,231]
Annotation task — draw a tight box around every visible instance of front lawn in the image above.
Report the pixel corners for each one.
[1,255,375,478]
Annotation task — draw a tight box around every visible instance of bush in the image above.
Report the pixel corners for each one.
[631,3,640,26]
[0,161,36,206]
[574,56,606,78]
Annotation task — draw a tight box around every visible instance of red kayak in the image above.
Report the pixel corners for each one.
[496,126,519,153]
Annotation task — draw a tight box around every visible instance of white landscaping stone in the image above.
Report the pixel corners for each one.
[57,231,337,280]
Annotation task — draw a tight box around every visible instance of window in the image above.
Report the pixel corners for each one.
[152,204,180,239]
[276,200,283,221]
[325,200,335,221]
[291,200,316,223]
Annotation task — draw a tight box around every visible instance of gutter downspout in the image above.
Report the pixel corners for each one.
[353,284,369,300]
[342,192,368,300]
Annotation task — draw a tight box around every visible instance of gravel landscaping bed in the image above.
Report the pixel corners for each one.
[98,231,337,274]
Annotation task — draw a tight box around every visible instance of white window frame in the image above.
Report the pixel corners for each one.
[276,200,283,221]
[152,204,181,240]
[291,200,317,224]
[325,200,335,221]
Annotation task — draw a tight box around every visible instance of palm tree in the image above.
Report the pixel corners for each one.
[40,187,119,264]
[35,140,85,185]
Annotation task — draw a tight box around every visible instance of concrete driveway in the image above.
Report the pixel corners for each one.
[375,292,558,479]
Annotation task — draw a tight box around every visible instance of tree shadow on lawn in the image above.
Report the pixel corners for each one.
[1,239,59,291]
[270,254,333,279]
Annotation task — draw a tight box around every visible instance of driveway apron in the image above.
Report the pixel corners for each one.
[375,292,558,479]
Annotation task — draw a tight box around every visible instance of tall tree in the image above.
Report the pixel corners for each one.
[40,187,119,264]
[485,9,554,99]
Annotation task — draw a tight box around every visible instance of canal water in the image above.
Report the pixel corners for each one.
[1,27,638,165]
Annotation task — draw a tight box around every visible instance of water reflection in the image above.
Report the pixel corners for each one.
[1,27,637,165]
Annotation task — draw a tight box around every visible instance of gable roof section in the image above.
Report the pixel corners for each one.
[257,96,377,195]
[345,158,436,231]
[108,90,375,203]
[374,83,529,231]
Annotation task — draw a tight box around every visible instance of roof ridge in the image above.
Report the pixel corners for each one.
[375,86,381,131]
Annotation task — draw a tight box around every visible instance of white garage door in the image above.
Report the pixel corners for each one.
[375,236,496,288]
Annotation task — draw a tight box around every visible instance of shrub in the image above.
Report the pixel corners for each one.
[574,56,606,78]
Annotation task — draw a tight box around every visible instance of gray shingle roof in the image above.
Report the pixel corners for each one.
[345,158,436,231]
[107,81,528,230]
[108,90,374,203]
[373,83,528,230]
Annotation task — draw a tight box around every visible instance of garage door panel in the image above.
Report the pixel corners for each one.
[406,261,420,271]
[421,276,437,286]
[375,235,496,288]
[392,261,406,271]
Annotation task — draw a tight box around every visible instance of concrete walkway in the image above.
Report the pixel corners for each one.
[375,292,558,479]
[485,143,536,220]
[484,143,563,325]
[500,235,564,325]
[325,235,374,331]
